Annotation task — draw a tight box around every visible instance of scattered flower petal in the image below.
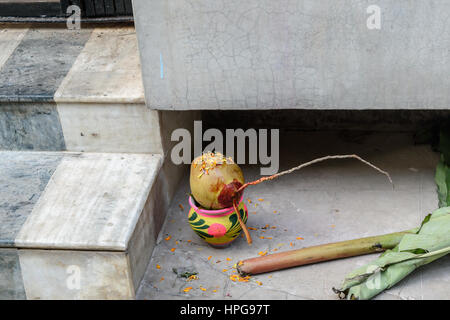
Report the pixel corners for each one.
[187,275,198,281]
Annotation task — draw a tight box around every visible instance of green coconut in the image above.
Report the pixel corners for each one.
[190,152,245,209]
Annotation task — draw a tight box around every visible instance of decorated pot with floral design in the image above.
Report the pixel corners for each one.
[188,195,248,248]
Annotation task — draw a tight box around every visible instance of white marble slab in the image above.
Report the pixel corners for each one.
[56,102,163,153]
[19,249,134,299]
[0,28,28,70]
[54,27,145,104]
[15,153,163,251]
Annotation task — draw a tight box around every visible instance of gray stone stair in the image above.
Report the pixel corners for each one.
[0,25,184,299]
[1,151,163,299]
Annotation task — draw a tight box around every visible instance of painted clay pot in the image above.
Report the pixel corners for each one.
[188,195,248,248]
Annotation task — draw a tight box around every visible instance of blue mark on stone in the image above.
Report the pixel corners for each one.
[160,53,164,79]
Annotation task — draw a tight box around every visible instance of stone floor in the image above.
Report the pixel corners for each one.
[137,131,449,300]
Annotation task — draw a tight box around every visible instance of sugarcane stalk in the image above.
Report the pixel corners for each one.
[237,229,417,276]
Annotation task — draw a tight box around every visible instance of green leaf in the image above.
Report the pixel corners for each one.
[335,127,450,300]
[336,207,450,300]
[435,159,450,207]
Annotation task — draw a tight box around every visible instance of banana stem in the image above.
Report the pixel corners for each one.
[237,229,417,275]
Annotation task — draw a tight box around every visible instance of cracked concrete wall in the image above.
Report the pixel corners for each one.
[133,0,450,110]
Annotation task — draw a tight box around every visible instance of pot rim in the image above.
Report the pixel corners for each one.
[188,195,244,215]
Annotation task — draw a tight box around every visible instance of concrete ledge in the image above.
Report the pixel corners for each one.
[134,0,450,110]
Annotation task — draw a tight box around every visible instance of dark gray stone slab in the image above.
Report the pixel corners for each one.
[0,102,66,151]
[0,28,92,102]
[0,249,26,300]
[0,152,63,247]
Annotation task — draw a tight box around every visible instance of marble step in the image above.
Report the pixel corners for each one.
[0,26,162,153]
[0,151,167,299]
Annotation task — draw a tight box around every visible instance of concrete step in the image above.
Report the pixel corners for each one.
[133,0,450,110]
[0,151,167,299]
